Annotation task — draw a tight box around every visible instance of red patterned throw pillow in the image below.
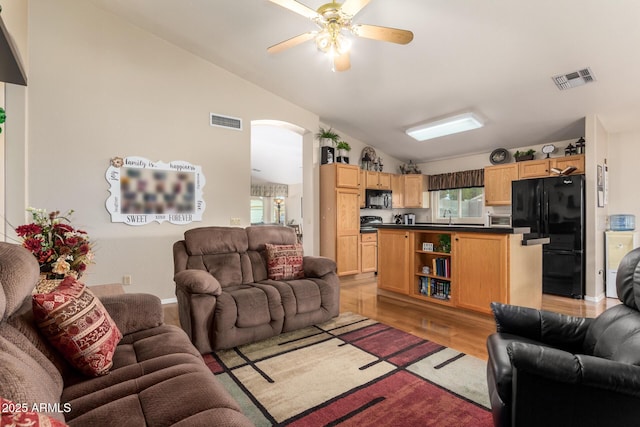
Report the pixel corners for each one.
[1,397,69,426]
[265,243,304,280]
[32,277,122,377]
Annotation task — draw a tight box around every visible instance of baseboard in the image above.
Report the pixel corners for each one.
[161,297,177,305]
[584,293,606,303]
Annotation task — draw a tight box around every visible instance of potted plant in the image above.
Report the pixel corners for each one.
[316,127,340,165]
[315,127,340,147]
[336,141,351,163]
[0,107,5,134]
[514,149,535,162]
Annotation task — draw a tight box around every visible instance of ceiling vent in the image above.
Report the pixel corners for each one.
[210,113,242,131]
[552,67,596,90]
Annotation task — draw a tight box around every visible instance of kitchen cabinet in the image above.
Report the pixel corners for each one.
[484,163,519,205]
[413,231,453,306]
[365,171,391,189]
[376,226,543,315]
[403,174,429,208]
[359,169,366,208]
[360,232,378,273]
[377,229,411,294]
[320,164,361,276]
[518,159,550,179]
[551,154,585,174]
[454,233,507,313]
[336,163,360,188]
[391,174,404,208]
[517,154,585,179]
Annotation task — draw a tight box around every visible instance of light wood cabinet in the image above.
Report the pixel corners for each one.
[336,163,360,188]
[454,233,507,314]
[403,174,429,208]
[551,155,585,174]
[518,159,550,179]
[359,169,366,208]
[320,164,361,276]
[377,228,543,315]
[412,231,453,306]
[377,229,411,295]
[391,174,404,208]
[365,171,391,189]
[517,154,585,179]
[484,163,519,205]
[360,232,378,273]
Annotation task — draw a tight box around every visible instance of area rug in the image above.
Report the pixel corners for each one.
[203,312,492,427]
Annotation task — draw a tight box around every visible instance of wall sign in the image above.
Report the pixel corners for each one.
[106,156,205,225]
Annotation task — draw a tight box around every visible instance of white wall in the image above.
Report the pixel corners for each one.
[22,0,322,300]
[608,130,640,217]
[584,115,609,300]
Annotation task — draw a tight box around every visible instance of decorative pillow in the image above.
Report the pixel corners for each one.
[265,243,304,280]
[0,397,69,426]
[32,277,123,377]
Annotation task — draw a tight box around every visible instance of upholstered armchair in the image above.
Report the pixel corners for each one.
[486,247,640,427]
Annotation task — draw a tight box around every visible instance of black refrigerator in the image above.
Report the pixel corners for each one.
[512,175,585,298]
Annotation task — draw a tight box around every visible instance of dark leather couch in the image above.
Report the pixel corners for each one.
[486,247,640,427]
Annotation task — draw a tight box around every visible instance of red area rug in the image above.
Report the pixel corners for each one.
[204,313,492,426]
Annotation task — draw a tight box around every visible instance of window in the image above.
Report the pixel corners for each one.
[436,188,484,220]
[251,197,264,224]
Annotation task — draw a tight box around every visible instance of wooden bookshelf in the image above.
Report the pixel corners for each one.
[413,231,453,305]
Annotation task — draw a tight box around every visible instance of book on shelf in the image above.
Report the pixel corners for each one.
[419,277,451,300]
[431,257,450,278]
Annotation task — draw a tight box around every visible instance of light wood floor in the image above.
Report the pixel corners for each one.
[163,275,620,360]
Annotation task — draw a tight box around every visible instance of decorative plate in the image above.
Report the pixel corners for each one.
[489,148,510,165]
[361,146,377,162]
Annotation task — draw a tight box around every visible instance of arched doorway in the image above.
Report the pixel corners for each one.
[251,120,305,240]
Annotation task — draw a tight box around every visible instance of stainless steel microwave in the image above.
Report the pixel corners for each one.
[365,189,392,209]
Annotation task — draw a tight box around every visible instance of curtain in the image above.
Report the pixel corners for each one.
[428,169,484,191]
[251,183,289,197]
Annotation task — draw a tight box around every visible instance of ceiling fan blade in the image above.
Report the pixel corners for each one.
[352,24,414,44]
[267,32,316,54]
[269,0,320,20]
[333,52,351,72]
[340,0,371,18]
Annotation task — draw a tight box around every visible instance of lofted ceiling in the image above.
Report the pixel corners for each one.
[88,0,640,164]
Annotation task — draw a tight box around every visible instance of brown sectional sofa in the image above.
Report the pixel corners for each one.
[0,242,253,426]
[173,225,340,353]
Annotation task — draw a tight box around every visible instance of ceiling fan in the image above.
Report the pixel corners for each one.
[267,0,414,71]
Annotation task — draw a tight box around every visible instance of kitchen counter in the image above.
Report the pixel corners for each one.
[376,225,544,315]
[374,223,550,245]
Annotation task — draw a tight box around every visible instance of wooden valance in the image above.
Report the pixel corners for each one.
[428,169,484,191]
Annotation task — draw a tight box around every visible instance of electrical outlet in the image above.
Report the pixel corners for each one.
[122,275,132,285]
[230,218,241,225]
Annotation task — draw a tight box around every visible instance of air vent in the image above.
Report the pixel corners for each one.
[210,113,242,130]
[552,67,596,90]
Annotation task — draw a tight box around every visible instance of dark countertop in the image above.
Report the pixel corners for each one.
[373,223,550,245]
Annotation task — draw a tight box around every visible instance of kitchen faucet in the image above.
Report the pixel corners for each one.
[444,209,452,225]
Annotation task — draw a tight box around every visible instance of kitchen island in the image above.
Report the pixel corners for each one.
[375,224,546,315]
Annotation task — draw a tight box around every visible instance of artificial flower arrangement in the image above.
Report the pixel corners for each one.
[16,207,94,278]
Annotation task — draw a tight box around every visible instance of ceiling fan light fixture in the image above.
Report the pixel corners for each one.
[406,113,484,142]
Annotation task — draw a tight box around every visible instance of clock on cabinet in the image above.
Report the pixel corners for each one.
[489,148,510,165]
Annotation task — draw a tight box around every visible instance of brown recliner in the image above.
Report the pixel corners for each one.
[173,225,339,353]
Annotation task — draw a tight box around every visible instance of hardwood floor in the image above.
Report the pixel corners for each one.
[162,274,620,360]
